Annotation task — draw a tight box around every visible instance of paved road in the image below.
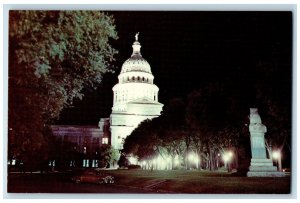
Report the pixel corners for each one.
[7,173,156,194]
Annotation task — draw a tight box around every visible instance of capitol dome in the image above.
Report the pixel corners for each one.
[113,33,159,111]
[117,34,154,85]
[121,55,152,74]
[120,41,152,74]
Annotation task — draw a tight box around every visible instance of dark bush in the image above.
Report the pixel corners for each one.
[128,164,141,169]
[117,155,129,168]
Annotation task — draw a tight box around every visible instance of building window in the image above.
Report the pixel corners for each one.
[92,160,98,167]
[102,137,108,144]
[12,159,16,166]
[83,159,89,167]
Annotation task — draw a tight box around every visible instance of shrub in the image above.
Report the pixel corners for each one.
[128,164,141,169]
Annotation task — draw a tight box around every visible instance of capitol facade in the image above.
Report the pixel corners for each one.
[110,33,163,153]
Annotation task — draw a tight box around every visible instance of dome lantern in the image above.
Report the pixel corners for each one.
[132,32,141,56]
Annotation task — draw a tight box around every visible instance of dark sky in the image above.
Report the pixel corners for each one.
[57,11,292,125]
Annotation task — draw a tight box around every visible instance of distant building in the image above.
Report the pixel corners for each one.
[109,34,163,156]
[51,118,110,168]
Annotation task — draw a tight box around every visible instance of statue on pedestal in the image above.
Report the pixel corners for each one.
[247,108,284,177]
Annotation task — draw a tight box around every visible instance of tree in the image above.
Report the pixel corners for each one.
[185,83,242,170]
[254,61,291,167]
[122,119,160,161]
[98,145,113,168]
[8,11,118,162]
[117,155,129,168]
[158,98,187,169]
[122,98,189,170]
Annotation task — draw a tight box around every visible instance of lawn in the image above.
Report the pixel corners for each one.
[106,169,291,194]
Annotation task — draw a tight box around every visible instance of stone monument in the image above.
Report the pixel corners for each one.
[247,108,284,177]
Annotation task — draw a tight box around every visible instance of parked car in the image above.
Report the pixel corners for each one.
[71,169,115,184]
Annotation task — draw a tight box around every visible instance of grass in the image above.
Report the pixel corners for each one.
[106,169,291,194]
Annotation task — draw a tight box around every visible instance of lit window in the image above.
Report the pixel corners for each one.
[83,159,89,167]
[102,137,108,144]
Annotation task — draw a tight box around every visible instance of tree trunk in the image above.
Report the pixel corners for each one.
[208,143,214,171]
[234,148,238,169]
[210,149,214,171]
[185,134,190,170]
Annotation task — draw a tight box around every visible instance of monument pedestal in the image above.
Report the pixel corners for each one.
[247,108,285,177]
[247,158,285,177]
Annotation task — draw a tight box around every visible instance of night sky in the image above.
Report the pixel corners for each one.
[57,11,292,125]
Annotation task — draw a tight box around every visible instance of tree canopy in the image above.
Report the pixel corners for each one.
[8,11,118,161]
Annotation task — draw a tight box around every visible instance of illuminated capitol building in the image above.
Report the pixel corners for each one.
[51,34,163,168]
[110,33,163,151]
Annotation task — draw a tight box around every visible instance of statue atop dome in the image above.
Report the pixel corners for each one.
[132,32,142,57]
[135,32,139,41]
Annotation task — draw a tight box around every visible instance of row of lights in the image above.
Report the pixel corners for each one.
[128,150,283,171]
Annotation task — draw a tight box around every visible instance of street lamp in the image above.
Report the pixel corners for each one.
[272,150,282,172]
[188,152,199,169]
[222,151,233,172]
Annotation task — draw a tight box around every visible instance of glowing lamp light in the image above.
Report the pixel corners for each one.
[222,151,233,162]
[129,156,137,165]
[174,156,180,166]
[152,155,173,170]
[222,154,229,162]
[166,156,171,163]
[188,153,195,161]
[272,150,283,172]
[187,152,200,169]
[188,152,199,164]
[272,151,281,160]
